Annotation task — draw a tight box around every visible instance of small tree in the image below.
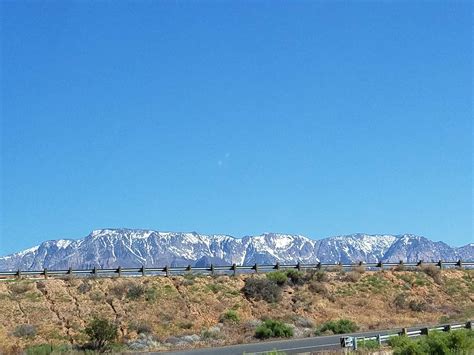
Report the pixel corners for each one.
[85,317,118,351]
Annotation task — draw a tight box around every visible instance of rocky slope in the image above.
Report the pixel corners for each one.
[0,229,471,271]
[0,268,472,352]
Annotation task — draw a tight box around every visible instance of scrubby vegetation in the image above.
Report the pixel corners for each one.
[255,319,294,339]
[389,330,474,355]
[242,278,281,303]
[84,317,118,350]
[315,319,358,335]
[220,309,240,323]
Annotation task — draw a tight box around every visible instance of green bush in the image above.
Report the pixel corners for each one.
[13,324,37,338]
[255,320,294,339]
[84,317,118,350]
[286,269,304,285]
[266,271,288,286]
[220,309,240,323]
[126,284,146,300]
[243,278,282,303]
[408,300,427,312]
[389,330,474,355]
[358,339,380,350]
[317,319,358,334]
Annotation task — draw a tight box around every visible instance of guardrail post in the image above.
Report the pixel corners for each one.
[466,321,472,330]
[376,335,382,345]
[444,325,451,332]
[316,262,321,270]
[417,260,423,267]
[164,265,169,277]
[377,261,383,269]
[456,259,463,269]
[253,263,259,274]
[421,328,429,335]
[43,268,48,280]
[231,263,237,276]
[16,269,21,279]
[117,266,122,277]
[275,262,280,270]
[92,267,97,277]
[210,264,215,276]
[437,260,443,270]
[141,265,146,277]
[400,328,408,336]
[68,267,72,275]
[186,265,192,274]
[296,262,301,271]
[353,337,358,350]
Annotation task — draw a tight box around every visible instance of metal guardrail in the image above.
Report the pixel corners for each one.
[340,321,473,350]
[0,259,472,280]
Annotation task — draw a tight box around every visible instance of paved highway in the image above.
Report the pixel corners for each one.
[157,327,405,355]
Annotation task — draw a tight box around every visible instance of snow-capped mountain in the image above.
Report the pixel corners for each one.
[0,229,471,271]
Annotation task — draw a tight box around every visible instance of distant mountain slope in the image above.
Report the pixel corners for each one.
[0,229,471,270]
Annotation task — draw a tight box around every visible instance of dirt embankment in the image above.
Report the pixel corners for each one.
[0,268,472,353]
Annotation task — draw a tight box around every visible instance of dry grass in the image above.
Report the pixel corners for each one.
[0,269,472,352]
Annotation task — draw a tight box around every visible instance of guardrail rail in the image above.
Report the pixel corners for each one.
[0,259,472,280]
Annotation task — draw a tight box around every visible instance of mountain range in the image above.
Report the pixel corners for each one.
[0,229,472,271]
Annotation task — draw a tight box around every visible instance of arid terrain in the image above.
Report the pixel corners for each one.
[0,267,473,353]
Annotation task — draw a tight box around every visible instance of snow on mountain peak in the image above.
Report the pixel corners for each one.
[0,229,471,271]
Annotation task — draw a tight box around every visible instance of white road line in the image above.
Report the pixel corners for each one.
[250,342,340,354]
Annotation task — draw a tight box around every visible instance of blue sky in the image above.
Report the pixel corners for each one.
[1,1,472,255]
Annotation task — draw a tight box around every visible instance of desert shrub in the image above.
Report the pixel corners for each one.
[178,321,194,329]
[36,281,47,291]
[84,317,118,351]
[126,284,146,300]
[293,316,314,328]
[13,324,37,338]
[308,281,334,301]
[9,282,34,295]
[89,290,104,302]
[243,278,282,303]
[358,339,380,350]
[317,319,358,334]
[393,264,407,272]
[128,321,152,334]
[286,269,304,285]
[109,282,129,298]
[145,287,158,302]
[408,300,427,312]
[393,293,407,309]
[420,264,442,284]
[353,265,366,274]
[255,320,293,339]
[220,309,240,323]
[77,281,92,294]
[266,271,288,286]
[344,271,362,283]
[314,270,329,282]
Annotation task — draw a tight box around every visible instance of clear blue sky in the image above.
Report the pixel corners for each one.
[1,1,472,255]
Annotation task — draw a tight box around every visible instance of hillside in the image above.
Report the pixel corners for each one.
[1,229,472,271]
[0,267,473,353]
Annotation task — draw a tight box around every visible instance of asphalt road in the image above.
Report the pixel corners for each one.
[156,327,405,355]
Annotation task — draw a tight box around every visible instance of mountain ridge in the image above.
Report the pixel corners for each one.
[1,228,472,271]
